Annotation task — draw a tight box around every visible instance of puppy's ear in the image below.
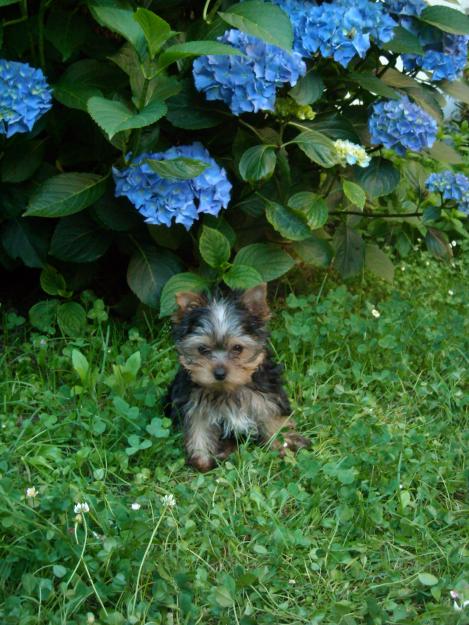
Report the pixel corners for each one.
[173,291,207,321]
[240,283,270,320]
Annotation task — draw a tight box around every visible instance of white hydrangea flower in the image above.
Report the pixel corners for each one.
[162,494,176,508]
[74,502,90,514]
[26,486,38,498]
[334,139,371,168]
[131,502,141,510]
[371,308,380,318]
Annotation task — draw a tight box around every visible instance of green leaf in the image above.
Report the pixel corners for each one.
[291,129,338,168]
[265,201,312,241]
[342,180,366,210]
[71,349,89,383]
[218,1,293,51]
[166,80,222,129]
[133,8,173,58]
[403,161,428,191]
[348,72,399,99]
[234,243,294,281]
[420,5,469,35]
[332,224,365,279]
[312,114,361,143]
[146,417,170,438]
[29,300,59,333]
[292,236,333,268]
[381,68,420,89]
[0,139,45,183]
[40,266,69,296]
[354,158,400,198]
[87,96,167,140]
[53,59,124,111]
[289,72,324,105]
[239,145,277,182]
[25,173,108,218]
[406,86,443,123]
[87,0,146,58]
[428,141,462,164]
[45,10,88,61]
[199,226,231,268]
[287,192,329,230]
[383,25,424,55]
[204,215,236,247]
[50,214,112,263]
[439,79,469,105]
[213,585,234,608]
[157,41,243,71]
[1,219,49,268]
[418,573,439,587]
[159,273,210,317]
[57,302,87,337]
[127,245,183,308]
[425,228,452,261]
[52,565,67,579]
[146,157,209,179]
[364,244,394,283]
[223,264,263,289]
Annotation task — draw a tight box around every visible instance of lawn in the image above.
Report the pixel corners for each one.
[0,246,468,625]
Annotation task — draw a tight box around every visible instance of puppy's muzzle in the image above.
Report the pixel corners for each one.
[213,366,227,381]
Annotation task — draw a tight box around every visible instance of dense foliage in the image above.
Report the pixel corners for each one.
[1,247,467,623]
[0,0,469,326]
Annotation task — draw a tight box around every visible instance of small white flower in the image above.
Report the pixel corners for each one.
[401,265,406,271]
[131,502,141,511]
[451,240,457,247]
[288,579,296,585]
[417,237,422,243]
[399,484,403,490]
[26,486,38,498]
[371,308,380,318]
[39,338,47,347]
[283,441,289,448]
[74,502,90,514]
[425,261,430,266]
[451,590,469,612]
[162,494,176,508]
[448,290,454,296]
[86,613,96,625]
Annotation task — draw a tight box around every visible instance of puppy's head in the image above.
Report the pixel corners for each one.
[172,284,270,391]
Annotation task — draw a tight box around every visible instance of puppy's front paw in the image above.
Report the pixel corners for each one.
[188,455,215,472]
[280,433,311,456]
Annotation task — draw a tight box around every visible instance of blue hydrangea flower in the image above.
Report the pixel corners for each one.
[113,143,232,229]
[403,30,469,81]
[383,0,426,18]
[368,96,437,155]
[0,59,52,138]
[426,171,469,215]
[272,0,396,66]
[192,29,306,115]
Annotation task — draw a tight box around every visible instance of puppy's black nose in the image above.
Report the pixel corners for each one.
[213,367,227,381]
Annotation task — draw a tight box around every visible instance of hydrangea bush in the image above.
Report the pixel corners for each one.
[0,0,468,318]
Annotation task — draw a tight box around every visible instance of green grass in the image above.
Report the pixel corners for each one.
[0,247,468,625]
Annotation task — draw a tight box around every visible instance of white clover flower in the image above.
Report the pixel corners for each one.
[162,494,176,508]
[451,240,457,247]
[334,139,371,168]
[425,261,430,266]
[131,502,141,511]
[26,486,38,498]
[288,579,296,585]
[451,590,469,612]
[448,290,454,296]
[401,265,406,271]
[86,613,96,625]
[371,308,380,318]
[74,502,90,514]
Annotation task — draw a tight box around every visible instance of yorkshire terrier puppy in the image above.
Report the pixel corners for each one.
[167,284,311,472]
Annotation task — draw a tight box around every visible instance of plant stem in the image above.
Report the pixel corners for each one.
[131,506,168,614]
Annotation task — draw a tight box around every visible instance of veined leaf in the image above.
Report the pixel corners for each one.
[420,5,469,35]
[25,173,108,218]
[134,8,174,58]
[291,129,338,168]
[349,72,399,99]
[127,245,183,308]
[223,264,263,289]
[199,227,231,268]
[147,157,209,179]
[287,192,329,230]
[87,96,166,139]
[218,1,293,51]
[383,25,424,55]
[87,0,146,58]
[265,201,312,241]
[342,180,366,210]
[239,145,277,182]
[332,224,365,279]
[233,243,294,281]
[157,41,243,71]
[159,273,210,317]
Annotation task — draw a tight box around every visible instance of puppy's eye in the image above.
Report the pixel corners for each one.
[198,345,211,355]
[232,344,243,354]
